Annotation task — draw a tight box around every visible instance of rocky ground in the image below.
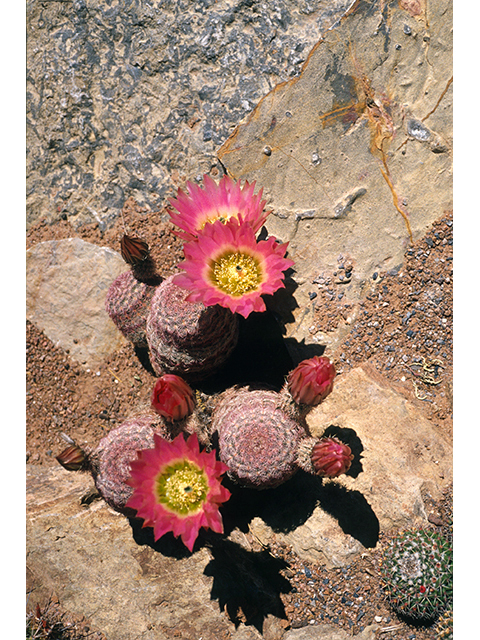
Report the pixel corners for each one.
[26,200,452,640]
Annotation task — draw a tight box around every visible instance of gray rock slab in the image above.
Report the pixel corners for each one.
[26,238,127,368]
[218,0,452,346]
[26,0,355,230]
[248,364,452,568]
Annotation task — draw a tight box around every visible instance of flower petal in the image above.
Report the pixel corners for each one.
[172,218,294,318]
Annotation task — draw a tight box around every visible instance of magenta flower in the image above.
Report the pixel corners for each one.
[287,356,336,406]
[311,436,353,477]
[126,432,231,552]
[168,174,269,240]
[172,217,294,318]
[151,374,196,422]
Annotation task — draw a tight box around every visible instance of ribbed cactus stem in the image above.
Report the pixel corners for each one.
[379,529,453,622]
[146,275,239,381]
[105,270,160,348]
[212,386,308,489]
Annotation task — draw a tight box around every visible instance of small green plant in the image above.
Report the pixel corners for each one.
[379,528,452,622]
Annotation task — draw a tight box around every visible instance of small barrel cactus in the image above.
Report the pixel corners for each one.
[90,414,162,516]
[105,269,160,348]
[212,386,308,489]
[379,529,453,622]
[55,410,184,516]
[146,275,239,381]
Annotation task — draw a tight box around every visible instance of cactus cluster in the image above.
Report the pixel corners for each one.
[379,529,453,622]
[60,174,354,551]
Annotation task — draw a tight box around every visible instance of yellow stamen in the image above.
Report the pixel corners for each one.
[210,251,262,297]
[156,461,208,514]
[201,210,236,228]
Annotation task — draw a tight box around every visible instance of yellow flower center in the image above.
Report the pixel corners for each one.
[201,210,236,228]
[210,251,262,297]
[156,460,208,514]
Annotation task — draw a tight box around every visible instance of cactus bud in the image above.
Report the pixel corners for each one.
[287,356,336,406]
[311,436,353,477]
[56,444,87,471]
[151,374,196,422]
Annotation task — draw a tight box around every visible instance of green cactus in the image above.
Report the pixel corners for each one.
[379,529,452,622]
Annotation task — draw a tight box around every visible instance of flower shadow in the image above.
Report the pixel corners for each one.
[202,536,291,633]
[128,516,193,559]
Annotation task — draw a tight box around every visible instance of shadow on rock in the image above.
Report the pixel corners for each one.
[221,465,379,550]
[203,536,291,634]
[283,337,327,367]
[128,516,193,559]
[133,345,156,375]
[219,470,320,537]
[198,308,295,394]
[316,481,380,549]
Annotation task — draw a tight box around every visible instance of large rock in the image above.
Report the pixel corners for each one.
[26,238,127,368]
[26,0,355,230]
[248,364,452,567]
[218,0,453,345]
[26,464,244,640]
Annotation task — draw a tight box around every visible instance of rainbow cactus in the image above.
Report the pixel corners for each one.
[212,386,309,489]
[146,275,239,382]
[105,270,159,348]
[379,529,453,622]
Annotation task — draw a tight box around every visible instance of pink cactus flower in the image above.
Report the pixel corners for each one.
[287,356,336,406]
[172,217,294,318]
[126,433,231,552]
[311,436,354,478]
[168,174,270,240]
[151,374,196,422]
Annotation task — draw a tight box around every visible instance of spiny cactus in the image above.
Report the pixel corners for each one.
[436,607,453,640]
[212,386,309,489]
[146,274,239,381]
[105,269,160,348]
[56,410,185,516]
[379,529,453,622]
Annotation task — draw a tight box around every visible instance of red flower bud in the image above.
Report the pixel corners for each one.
[56,445,86,471]
[311,436,353,477]
[287,356,336,406]
[151,374,195,422]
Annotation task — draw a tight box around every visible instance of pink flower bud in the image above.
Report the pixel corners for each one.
[287,356,336,406]
[151,374,195,422]
[56,445,86,471]
[311,436,353,477]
